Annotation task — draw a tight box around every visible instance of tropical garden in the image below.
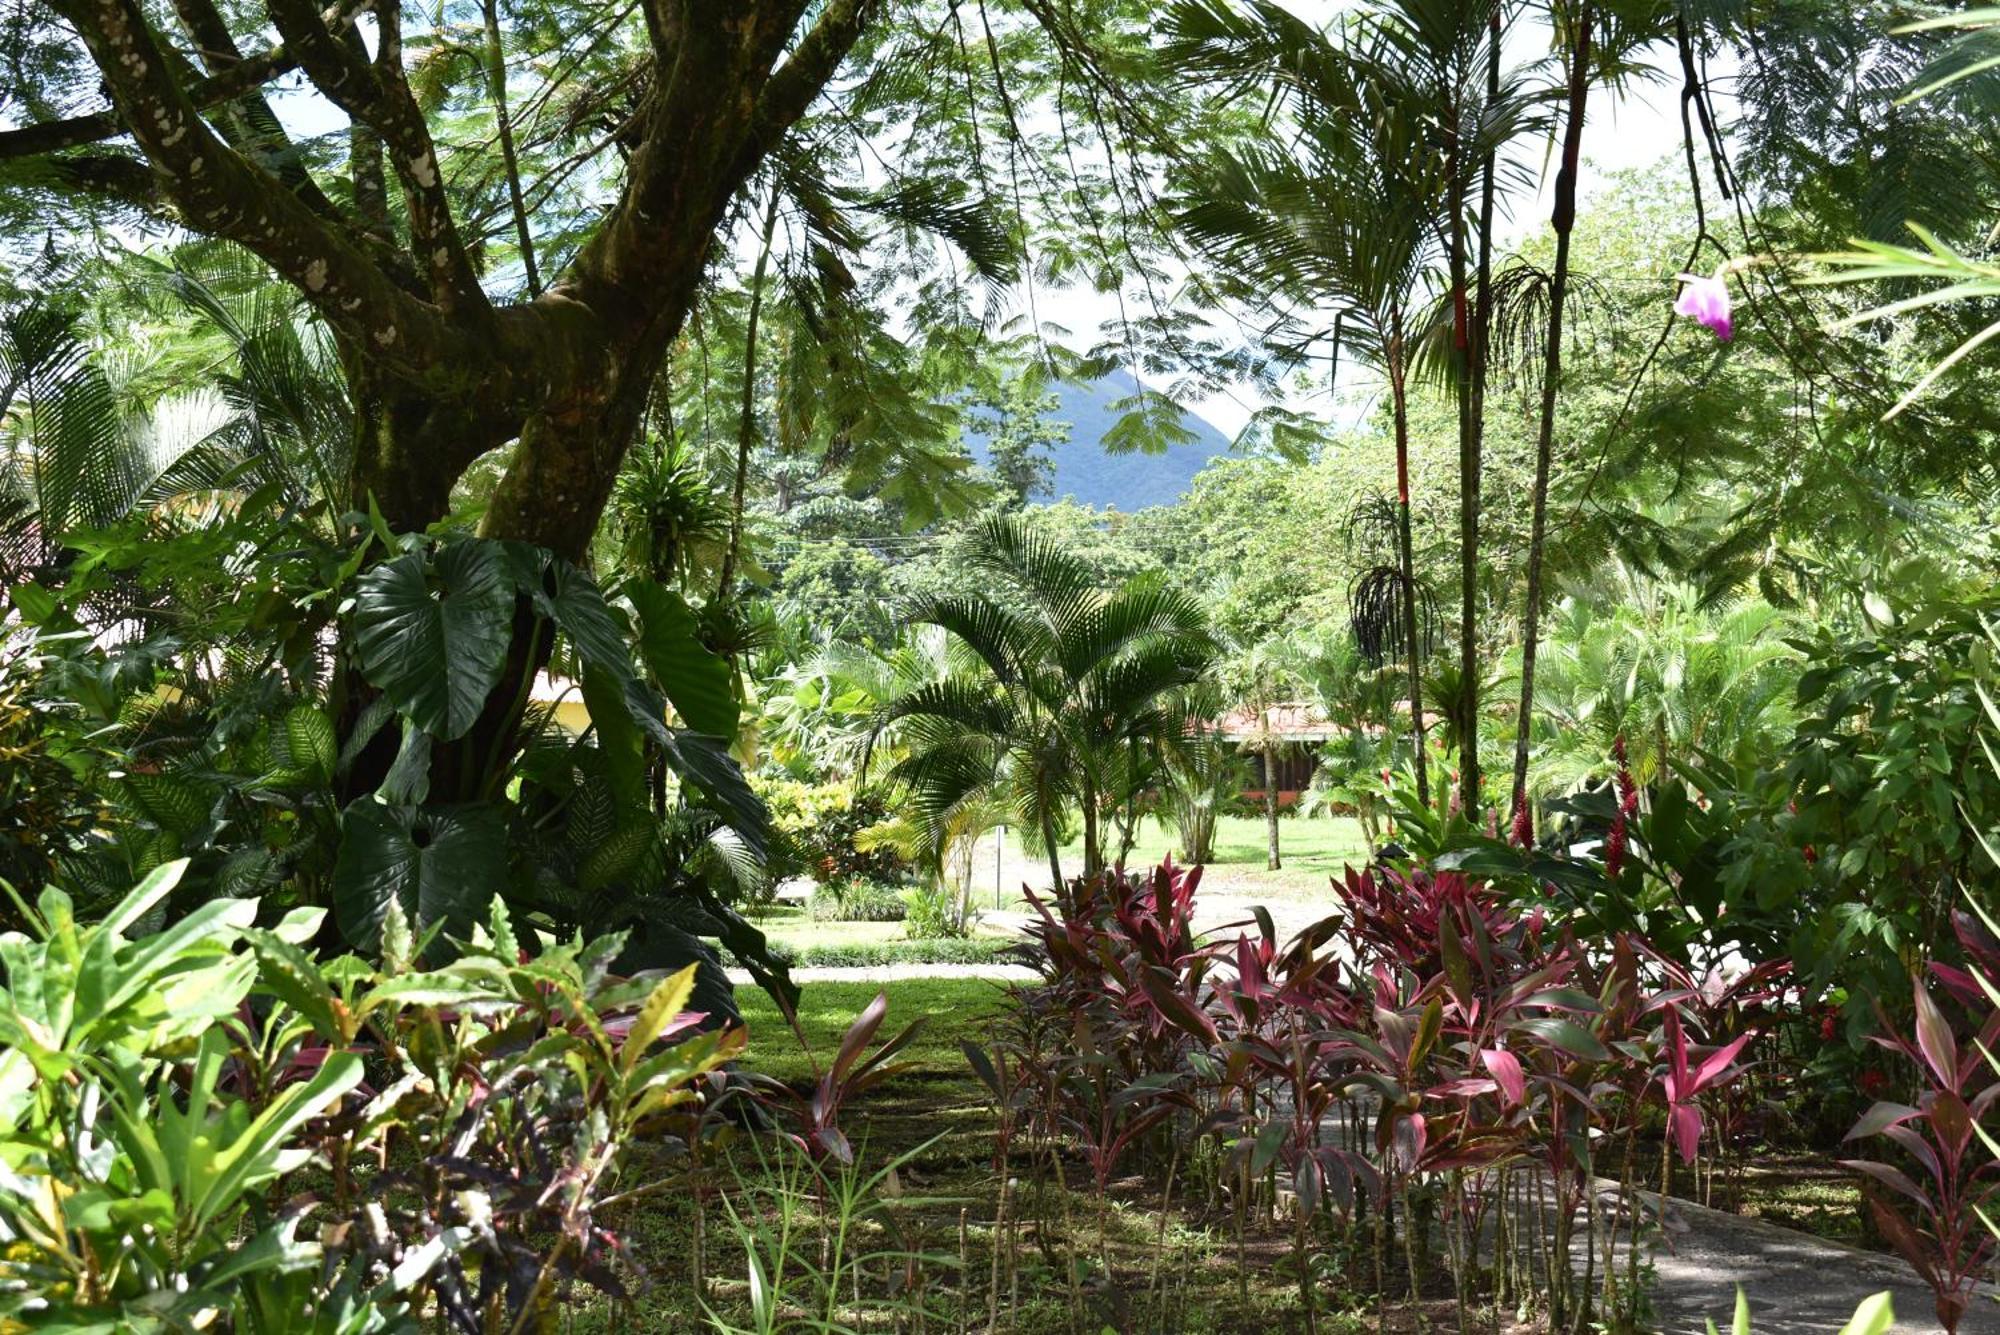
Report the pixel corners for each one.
[1,0,1998,1331]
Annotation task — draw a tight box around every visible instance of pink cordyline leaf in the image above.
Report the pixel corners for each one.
[1481,1047,1526,1107]
[1911,980,1959,1090]
[1691,1029,1756,1091]
[1674,272,1733,340]
[1669,1101,1704,1164]
[1662,1006,1691,1102]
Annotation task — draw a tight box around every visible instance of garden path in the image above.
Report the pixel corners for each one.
[1611,1185,1993,1334]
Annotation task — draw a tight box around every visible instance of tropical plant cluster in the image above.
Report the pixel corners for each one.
[971,851,1998,1333]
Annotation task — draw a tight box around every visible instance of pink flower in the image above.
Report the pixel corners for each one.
[1674,271,1733,341]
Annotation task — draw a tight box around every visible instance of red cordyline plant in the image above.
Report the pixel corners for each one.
[1337,863,1539,978]
[987,855,1788,1334]
[1840,913,2000,1335]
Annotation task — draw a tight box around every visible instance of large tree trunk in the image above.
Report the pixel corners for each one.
[1510,3,1593,829]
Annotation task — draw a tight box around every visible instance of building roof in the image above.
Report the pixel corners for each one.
[1215,701,1338,743]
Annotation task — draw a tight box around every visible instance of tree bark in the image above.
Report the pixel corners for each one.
[1263,738,1282,871]
[1510,2,1593,824]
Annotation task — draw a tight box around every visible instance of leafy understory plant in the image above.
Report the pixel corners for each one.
[0,859,744,1333]
[1840,957,2000,1335]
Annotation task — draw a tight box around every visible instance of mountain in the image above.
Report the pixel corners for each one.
[965,369,1236,511]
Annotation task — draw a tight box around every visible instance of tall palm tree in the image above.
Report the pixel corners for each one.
[1170,0,1537,810]
[867,515,1218,898]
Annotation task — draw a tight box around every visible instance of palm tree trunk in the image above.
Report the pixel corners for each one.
[1458,1,1502,819]
[1387,317,1431,807]
[717,191,781,603]
[1264,740,1282,871]
[1449,63,1478,821]
[1041,810,1066,908]
[1510,3,1594,824]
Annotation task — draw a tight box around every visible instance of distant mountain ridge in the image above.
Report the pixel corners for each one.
[964,369,1235,511]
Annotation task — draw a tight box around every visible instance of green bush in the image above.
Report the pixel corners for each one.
[809,882,908,922]
[0,860,739,1332]
[756,776,913,888]
[774,938,1013,968]
[901,883,967,939]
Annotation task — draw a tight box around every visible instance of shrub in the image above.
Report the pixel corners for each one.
[776,938,1011,968]
[809,882,908,922]
[756,776,913,888]
[978,856,1778,1333]
[0,860,743,1332]
[902,883,968,939]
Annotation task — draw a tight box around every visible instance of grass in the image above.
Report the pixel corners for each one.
[737,976,1010,1088]
[1053,812,1372,899]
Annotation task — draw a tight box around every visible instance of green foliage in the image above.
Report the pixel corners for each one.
[757,776,912,889]
[899,883,968,940]
[0,862,743,1332]
[872,513,1220,883]
[809,883,909,924]
[774,937,1009,969]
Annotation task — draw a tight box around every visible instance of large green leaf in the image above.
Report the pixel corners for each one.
[627,579,738,739]
[658,729,768,861]
[332,800,507,954]
[351,542,515,740]
[581,662,646,806]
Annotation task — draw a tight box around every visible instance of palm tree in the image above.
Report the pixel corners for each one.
[1222,635,1307,871]
[1170,0,1537,809]
[1,250,351,584]
[1523,580,1800,797]
[867,515,1218,899]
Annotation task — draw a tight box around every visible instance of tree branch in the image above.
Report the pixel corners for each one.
[53,0,461,383]
[749,0,874,160]
[170,0,342,217]
[0,0,367,162]
[265,0,489,316]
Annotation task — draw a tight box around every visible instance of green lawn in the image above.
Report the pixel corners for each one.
[736,976,1009,1087]
[1055,811,1371,898]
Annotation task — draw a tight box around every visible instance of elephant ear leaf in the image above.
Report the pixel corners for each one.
[627,579,738,739]
[657,729,768,862]
[333,800,507,956]
[352,542,515,740]
[501,543,632,673]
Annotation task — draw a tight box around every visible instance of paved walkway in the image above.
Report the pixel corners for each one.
[1629,1187,1996,1334]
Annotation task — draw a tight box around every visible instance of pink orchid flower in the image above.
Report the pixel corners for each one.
[1674,271,1733,341]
